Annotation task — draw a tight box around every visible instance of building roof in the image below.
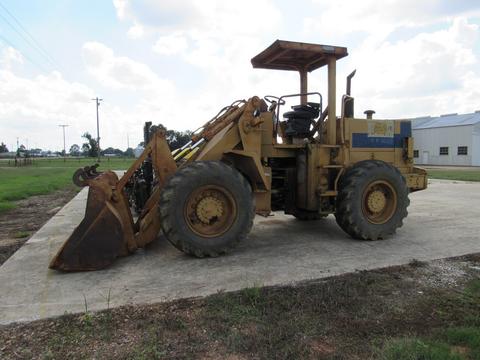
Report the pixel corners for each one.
[412,111,480,130]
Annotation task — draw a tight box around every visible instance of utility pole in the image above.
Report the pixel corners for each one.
[58,124,69,162]
[92,97,103,162]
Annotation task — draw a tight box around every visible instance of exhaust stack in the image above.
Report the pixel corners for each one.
[346,69,356,95]
[364,110,375,119]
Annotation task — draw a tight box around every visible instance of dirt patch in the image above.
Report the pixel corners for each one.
[0,187,77,265]
[416,259,469,288]
[1,254,479,359]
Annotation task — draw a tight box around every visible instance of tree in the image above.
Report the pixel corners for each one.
[69,144,80,156]
[81,143,90,156]
[82,132,99,158]
[124,147,134,157]
[138,125,192,152]
[0,142,8,153]
[16,144,26,157]
[165,129,192,150]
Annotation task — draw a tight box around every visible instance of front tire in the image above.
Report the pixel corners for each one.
[335,160,409,240]
[159,161,254,257]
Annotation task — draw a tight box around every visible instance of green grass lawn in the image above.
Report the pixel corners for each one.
[427,169,480,182]
[381,278,480,359]
[0,157,134,213]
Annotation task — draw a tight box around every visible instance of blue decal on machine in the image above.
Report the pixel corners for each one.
[352,133,404,148]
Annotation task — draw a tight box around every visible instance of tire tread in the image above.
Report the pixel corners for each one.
[159,161,254,257]
[335,160,409,240]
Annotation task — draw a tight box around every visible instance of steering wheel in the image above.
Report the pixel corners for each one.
[263,95,285,105]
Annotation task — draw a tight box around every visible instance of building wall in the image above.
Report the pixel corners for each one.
[473,123,480,166]
[413,125,473,166]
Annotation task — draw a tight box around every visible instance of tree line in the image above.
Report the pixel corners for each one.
[72,126,192,158]
[1,125,192,158]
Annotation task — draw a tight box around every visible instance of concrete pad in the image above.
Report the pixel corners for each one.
[1,180,479,325]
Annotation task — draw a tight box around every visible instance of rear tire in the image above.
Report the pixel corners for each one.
[335,160,409,240]
[159,161,254,257]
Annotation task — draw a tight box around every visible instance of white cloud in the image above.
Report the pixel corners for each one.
[115,0,283,72]
[11,0,475,152]
[294,1,480,119]
[114,0,288,116]
[1,47,24,70]
[305,0,480,44]
[112,0,128,20]
[5,0,479,153]
[0,41,181,152]
[343,17,480,118]
[153,32,188,55]
[113,0,198,28]
[113,1,281,66]
[110,0,480,124]
[0,68,98,151]
[81,41,199,145]
[82,41,174,94]
[127,23,145,39]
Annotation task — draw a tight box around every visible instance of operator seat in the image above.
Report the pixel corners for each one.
[283,102,320,138]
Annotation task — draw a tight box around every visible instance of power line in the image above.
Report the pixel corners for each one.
[0,11,53,68]
[0,33,48,72]
[0,2,60,68]
[0,1,61,70]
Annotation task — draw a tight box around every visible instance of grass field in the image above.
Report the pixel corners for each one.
[427,169,480,182]
[0,158,134,213]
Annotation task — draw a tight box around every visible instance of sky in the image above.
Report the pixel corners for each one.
[0,0,479,152]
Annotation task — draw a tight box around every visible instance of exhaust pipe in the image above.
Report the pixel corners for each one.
[364,110,375,119]
[346,69,356,96]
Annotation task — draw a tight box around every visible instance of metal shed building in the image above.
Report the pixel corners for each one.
[412,112,480,166]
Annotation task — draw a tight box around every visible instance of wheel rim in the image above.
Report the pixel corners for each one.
[361,180,397,224]
[184,185,237,237]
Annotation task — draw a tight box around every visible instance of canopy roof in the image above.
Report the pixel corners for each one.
[251,40,348,72]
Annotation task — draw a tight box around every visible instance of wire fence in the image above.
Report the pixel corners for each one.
[5,157,34,167]
[0,156,135,168]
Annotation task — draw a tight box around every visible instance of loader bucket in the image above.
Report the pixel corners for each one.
[49,171,132,271]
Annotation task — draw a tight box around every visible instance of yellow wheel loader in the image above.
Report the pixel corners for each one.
[50,40,427,271]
